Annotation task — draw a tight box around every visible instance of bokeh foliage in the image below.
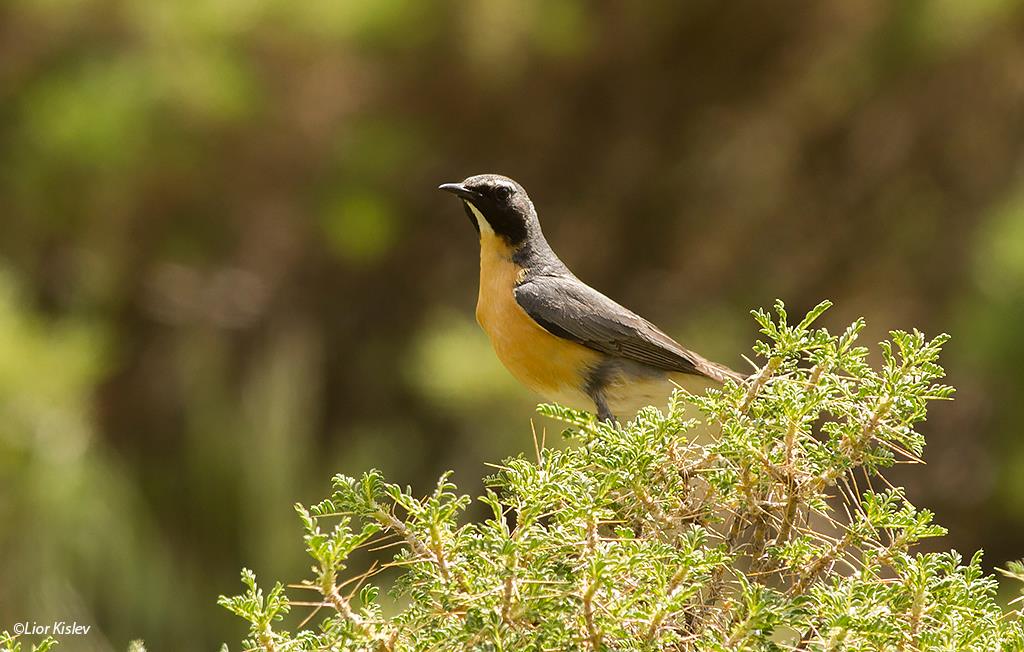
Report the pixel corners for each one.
[3,0,1024,649]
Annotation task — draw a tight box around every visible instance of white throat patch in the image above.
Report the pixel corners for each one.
[465,201,495,237]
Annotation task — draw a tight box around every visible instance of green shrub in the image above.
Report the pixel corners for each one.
[0,632,57,652]
[207,300,1021,650]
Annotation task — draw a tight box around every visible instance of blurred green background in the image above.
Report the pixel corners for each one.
[3,0,1024,648]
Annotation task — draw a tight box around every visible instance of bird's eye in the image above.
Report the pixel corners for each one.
[494,185,513,201]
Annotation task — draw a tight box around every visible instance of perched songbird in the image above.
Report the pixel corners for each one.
[439,174,743,423]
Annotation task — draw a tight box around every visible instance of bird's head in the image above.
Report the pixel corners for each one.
[439,174,538,247]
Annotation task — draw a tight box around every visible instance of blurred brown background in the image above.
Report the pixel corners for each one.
[2,0,1024,649]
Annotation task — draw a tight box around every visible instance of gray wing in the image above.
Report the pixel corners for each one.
[515,274,738,381]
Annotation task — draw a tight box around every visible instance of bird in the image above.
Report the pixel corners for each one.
[439,174,744,423]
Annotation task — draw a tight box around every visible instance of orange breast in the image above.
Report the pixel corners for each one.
[475,234,599,411]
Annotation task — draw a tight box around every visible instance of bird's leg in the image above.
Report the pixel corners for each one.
[585,361,619,426]
[593,393,617,426]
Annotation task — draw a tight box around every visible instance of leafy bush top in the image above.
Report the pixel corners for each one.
[216,301,1024,651]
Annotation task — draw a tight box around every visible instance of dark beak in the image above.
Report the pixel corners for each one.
[438,182,477,201]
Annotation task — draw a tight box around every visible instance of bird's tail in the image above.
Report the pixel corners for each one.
[699,359,748,384]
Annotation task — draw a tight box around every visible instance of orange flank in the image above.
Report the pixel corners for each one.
[475,231,600,412]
